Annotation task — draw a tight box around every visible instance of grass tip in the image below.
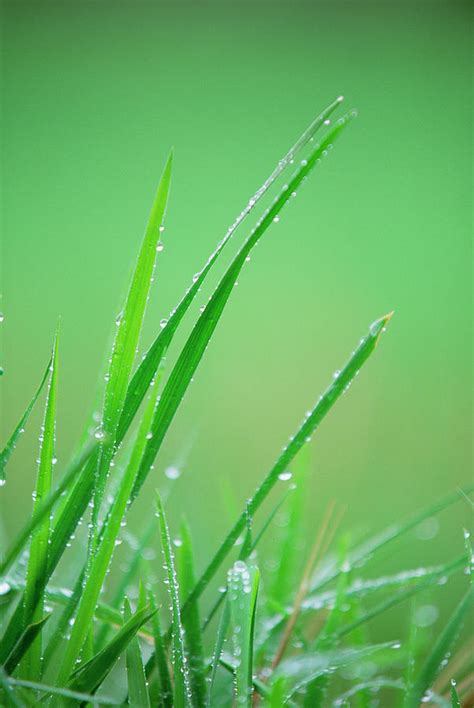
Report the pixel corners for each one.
[369,310,394,342]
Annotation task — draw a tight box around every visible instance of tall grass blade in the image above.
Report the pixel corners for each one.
[91,151,173,536]
[156,493,192,707]
[407,585,474,707]
[179,311,392,621]
[124,597,151,708]
[117,96,345,443]
[148,590,173,708]
[228,561,260,707]
[131,113,355,503]
[177,519,206,707]
[22,328,59,677]
[6,676,120,705]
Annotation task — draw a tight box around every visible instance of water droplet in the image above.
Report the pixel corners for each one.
[0,313,4,323]
[0,581,10,595]
[273,215,280,223]
[146,432,153,440]
[156,242,164,252]
[159,225,165,233]
[165,466,181,480]
[333,370,341,379]
[160,318,168,329]
[278,471,292,481]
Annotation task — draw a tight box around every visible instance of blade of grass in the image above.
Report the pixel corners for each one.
[131,112,356,504]
[0,356,51,485]
[0,668,27,708]
[450,679,461,707]
[407,585,474,707]
[4,616,50,675]
[148,590,173,708]
[56,374,161,685]
[177,519,206,707]
[124,596,151,708]
[22,327,59,678]
[178,310,392,625]
[117,96,345,443]
[6,676,120,705]
[156,492,192,708]
[228,561,260,707]
[91,151,173,539]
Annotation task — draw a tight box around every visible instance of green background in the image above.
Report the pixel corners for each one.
[1,0,472,636]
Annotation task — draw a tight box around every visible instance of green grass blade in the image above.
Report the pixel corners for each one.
[407,585,474,707]
[131,113,355,504]
[22,328,59,677]
[179,311,392,622]
[92,151,173,534]
[177,519,206,707]
[117,96,344,443]
[0,356,52,486]
[156,493,192,707]
[124,597,151,708]
[0,668,27,708]
[450,679,461,707]
[0,441,97,576]
[207,596,231,707]
[4,616,50,675]
[6,676,120,705]
[148,590,173,708]
[65,604,155,699]
[56,378,160,685]
[228,561,260,708]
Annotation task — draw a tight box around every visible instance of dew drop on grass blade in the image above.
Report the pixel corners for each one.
[155,493,192,708]
[117,95,346,442]
[124,596,151,708]
[0,355,52,485]
[21,327,59,679]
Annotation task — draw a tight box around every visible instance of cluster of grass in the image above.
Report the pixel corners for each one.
[0,96,472,707]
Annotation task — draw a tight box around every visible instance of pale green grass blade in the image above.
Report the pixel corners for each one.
[0,441,97,576]
[117,97,344,442]
[22,328,59,678]
[207,597,231,707]
[179,311,392,622]
[0,356,51,485]
[6,676,120,705]
[177,519,206,707]
[92,151,173,534]
[407,585,474,707]
[228,561,260,707]
[131,113,355,503]
[148,590,173,708]
[56,378,160,685]
[65,604,155,700]
[156,493,192,708]
[0,668,27,708]
[124,597,151,708]
[4,616,50,675]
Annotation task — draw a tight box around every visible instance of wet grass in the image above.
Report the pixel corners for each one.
[0,97,472,707]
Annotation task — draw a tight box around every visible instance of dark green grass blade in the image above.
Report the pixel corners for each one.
[22,328,59,677]
[4,616,50,675]
[124,597,151,708]
[407,585,474,707]
[156,493,192,707]
[0,356,51,485]
[117,96,345,444]
[91,151,173,535]
[56,380,160,685]
[66,604,155,697]
[131,113,355,503]
[177,519,206,707]
[0,441,97,576]
[450,679,461,707]
[179,311,392,623]
[228,561,260,707]
[6,676,120,705]
[148,590,173,708]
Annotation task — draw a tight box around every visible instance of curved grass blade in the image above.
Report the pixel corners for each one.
[0,441,97,576]
[56,378,161,685]
[177,519,206,707]
[4,616,50,675]
[64,604,155,700]
[124,597,151,708]
[92,151,173,536]
[228,561,260,707]
[0,668,27,708]
[156,493,192,708]
[6,676,120,705]
[22,328,59,678]
[117,96,345,442]
[0,356,52,486]
[179,311,392,623]
[131,113,356,504]
[148,590,173,708]
[407,585,474,707]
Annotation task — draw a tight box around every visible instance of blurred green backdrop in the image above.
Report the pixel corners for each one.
[1,0,472,634]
